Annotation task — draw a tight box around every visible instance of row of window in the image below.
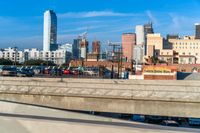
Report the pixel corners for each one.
[160,52,199,56]
[181,52,198,56]
[174,42,200,45]
[173,46,199,49]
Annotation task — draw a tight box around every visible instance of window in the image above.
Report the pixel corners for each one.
[189,58,192,63]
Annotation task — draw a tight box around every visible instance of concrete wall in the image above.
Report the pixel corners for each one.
[0,77,200,118]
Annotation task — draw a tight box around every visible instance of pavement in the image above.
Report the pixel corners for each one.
[0,101,199,133]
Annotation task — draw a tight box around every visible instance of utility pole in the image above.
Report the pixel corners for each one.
[108,41,121,79]
[117,47,123,79]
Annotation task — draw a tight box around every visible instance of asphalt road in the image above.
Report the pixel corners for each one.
[0,101,199,133]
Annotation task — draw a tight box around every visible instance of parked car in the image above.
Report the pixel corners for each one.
[17,69,34,77]
[145,115,166,124]
[17,70,27,77]
[63,69,71,75]
[50,68,62,76]
[69,67,83,75]
[189,118,200,126]
[83,67,99,76]
[1,66,17,76]
[161,120,179,127]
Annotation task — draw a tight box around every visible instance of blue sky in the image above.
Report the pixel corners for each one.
[1,0,200,49]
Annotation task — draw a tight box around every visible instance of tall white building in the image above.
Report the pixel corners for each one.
[43,10,57,51]
[135,25,145,63]
[135,25,145,45]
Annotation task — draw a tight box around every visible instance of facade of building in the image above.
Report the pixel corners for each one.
[24,49,69,65]
[0,47,24,63]
[144,22,154,34]
[80,39,89,60]
[133,45,144,64]
[135,25,145,46]
[146,33,200,64]
[72,38,84,60]
[135,25,145,63]
[144,22,154,56]
[143,65,177,80]
[92,41,101,54]
[168,36,200,64]
[43,10,57,51]
[195,23,200,39]
[146,33,163,57]
[0,46,71,65]
[122,33,136,62]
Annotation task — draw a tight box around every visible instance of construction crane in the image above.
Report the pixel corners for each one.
[78,31,88,40]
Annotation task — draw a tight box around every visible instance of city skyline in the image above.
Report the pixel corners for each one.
[1,0,200,49]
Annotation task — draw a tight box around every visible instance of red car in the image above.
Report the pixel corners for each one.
[63,69,71,75]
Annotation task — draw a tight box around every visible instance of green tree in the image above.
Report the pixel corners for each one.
[24,59,56,66]
[151,56,159,65]
[0,58,13,65]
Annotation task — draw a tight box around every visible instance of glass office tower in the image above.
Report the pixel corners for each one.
[43,10,57,51]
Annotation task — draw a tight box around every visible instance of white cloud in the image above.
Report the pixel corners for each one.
[58,11,137,18]
[146,10,159,25]
[60,25,107,33]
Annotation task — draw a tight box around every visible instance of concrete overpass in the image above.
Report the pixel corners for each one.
[0,100,199,133]
[0,77,200,118]
[1,101,199,133]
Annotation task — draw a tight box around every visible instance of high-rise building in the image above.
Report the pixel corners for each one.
[80,39,89,59]
[92,41,101,54]
[144,22,154,56]
[72,38,82,59]
[135,25,145,45]
[195,23,200,39]
[122,33,136,62]
[144,22,154,34]
[43,10,57,51]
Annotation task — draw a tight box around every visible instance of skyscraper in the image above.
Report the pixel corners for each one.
[92,41,101,54]
[144,22,154,55]
[122,33,136,62]
[80,39,89,59]
[144,22,154,34]
[72,38,82,59]
[135,25,145,45]
[43,10,57,51]
[195,23,200,39]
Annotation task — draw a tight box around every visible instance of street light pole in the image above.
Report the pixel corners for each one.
[111,52,114,79]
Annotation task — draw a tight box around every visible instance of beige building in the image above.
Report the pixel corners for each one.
[168,36,200,64]
[146,33,163,57]
[146,34,200,64]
